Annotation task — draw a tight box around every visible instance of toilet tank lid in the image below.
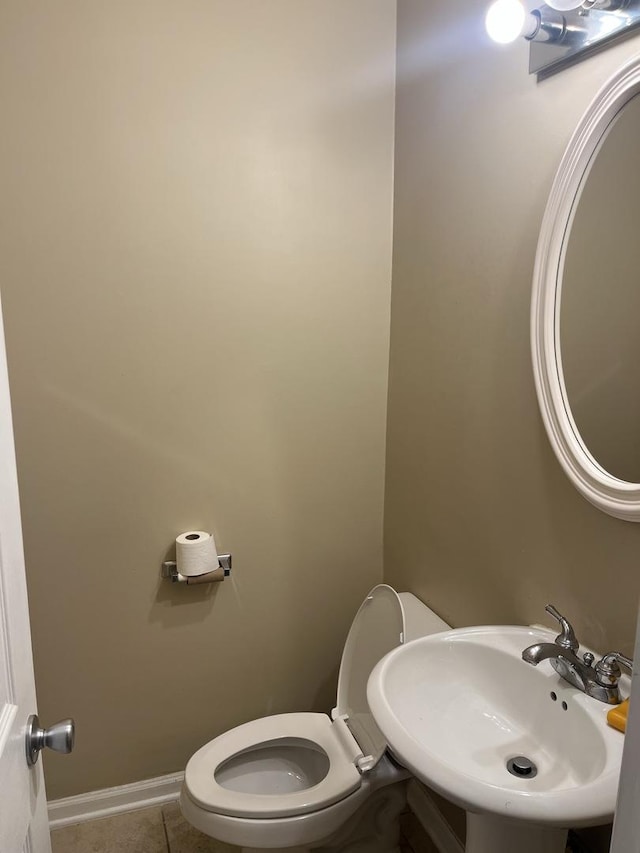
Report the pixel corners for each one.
[334,584,405,770]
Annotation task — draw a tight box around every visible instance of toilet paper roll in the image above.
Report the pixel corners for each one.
[176,531,219,577]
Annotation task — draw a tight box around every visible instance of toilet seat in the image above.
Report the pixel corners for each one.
[185,711,364,818]
[184,585,407,825]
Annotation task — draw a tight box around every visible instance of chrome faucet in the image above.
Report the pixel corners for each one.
[522,605,633,705]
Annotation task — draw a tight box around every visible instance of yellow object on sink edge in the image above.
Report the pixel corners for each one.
[607,698,629,733]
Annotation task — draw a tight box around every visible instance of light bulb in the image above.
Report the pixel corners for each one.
[545,0,583,9]
[485,0,527,44]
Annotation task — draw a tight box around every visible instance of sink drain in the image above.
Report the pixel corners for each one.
[506,756,538,778]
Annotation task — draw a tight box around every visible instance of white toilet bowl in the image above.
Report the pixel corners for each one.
[181,585,450,850]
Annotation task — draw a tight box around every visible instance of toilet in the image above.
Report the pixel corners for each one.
[180,585,450,851]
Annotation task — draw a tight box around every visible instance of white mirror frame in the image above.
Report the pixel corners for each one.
[531,53,640,522]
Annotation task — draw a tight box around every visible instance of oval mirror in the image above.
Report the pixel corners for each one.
[532,54,640,521]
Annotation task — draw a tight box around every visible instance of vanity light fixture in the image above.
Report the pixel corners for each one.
[485,0,640,77]
[485,0,538,43]
[485,0,567,45]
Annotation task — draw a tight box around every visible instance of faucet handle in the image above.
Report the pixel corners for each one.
[545,604,579,652]
[595,652,634,688]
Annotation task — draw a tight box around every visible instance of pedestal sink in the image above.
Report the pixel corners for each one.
[367,625,625,853]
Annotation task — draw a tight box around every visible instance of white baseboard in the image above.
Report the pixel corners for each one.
[48,771,184,829]
[48,769,463,852]
[407,780,465,853]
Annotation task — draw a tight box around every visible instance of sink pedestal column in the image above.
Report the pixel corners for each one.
[466,814,568,853]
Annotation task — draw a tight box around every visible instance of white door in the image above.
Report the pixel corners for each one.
[0,293,52,853]
[610,606,640,852]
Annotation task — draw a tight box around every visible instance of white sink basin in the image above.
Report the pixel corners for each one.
[367,625,625,846]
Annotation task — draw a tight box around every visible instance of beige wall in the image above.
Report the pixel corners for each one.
[386,2,640,666]
[0,1,396,799]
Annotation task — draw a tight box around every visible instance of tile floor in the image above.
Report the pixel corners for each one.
[51,803,235,853]
[50,802,426,853]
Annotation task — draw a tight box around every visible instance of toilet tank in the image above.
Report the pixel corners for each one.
[398,592,450,641]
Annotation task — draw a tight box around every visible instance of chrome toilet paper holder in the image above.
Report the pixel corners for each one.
[161,554,232,585]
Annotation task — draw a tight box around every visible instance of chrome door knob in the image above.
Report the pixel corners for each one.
[26,714,75,767]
